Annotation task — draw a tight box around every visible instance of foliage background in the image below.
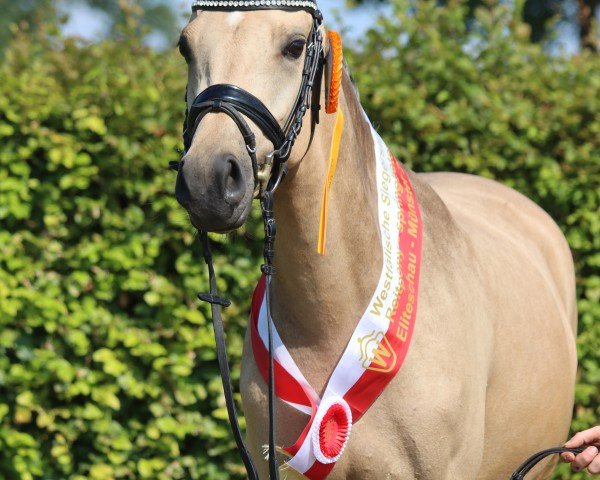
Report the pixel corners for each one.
[0,0,598,478]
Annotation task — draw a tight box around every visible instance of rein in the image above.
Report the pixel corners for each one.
[171,2,589,479]
[196,191,278,480]
[510,447,584,479]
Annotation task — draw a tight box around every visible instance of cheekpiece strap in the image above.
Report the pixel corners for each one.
[192,0,319,13]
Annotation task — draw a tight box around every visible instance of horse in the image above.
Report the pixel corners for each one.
[174,3,578,479]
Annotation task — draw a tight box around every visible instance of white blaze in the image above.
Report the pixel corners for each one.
[226,12,245,27]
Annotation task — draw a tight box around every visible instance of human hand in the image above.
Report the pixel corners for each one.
[561,426,600,474]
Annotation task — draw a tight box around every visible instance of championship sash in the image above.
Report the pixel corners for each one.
[250,127,423,479]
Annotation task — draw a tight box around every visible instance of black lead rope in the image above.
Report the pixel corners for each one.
[509,447,584,479]
[197,189,280,480]
[197,232,259,480]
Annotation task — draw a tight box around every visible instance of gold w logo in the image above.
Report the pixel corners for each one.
[358,331,397,373]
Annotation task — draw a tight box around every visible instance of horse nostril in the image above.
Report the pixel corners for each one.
[226,158,242,193]
[215,155,246,203]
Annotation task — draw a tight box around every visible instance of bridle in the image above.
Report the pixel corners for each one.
[174,0,324,198]
[170,2,326,479]
[170,2,588,479]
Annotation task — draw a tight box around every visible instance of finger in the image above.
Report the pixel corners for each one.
[589,454,600,475]
[561,452,575,463]
[565,431,587,448]
[571,446,599,472]
[565,427,600,448]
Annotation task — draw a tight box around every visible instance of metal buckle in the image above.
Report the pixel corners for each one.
[270,162,288,193]
[255,150,276,198]
[255,150,290,199]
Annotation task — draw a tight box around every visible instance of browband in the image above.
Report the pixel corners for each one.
[192,0,319,13]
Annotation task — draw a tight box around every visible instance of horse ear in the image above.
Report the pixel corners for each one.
[324,30,343,114]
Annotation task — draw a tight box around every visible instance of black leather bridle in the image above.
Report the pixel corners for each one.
[174,1,324,198]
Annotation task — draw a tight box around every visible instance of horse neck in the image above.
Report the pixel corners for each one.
[271,74,383,372]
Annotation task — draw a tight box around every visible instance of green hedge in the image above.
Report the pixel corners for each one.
[0,2,598,478]
[0,21,263,480]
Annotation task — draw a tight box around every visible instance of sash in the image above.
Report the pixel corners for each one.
[250,128,423,479]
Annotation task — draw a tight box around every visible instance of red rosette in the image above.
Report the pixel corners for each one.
[312,397,352,464]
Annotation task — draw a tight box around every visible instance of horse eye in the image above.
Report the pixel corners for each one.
[283,39,306,60]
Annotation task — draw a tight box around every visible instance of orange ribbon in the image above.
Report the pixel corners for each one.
[317,108,344,256]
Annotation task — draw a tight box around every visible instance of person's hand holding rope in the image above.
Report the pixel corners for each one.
[561,427,600,474]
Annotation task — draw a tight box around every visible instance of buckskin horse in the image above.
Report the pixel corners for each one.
[173,1,578,478]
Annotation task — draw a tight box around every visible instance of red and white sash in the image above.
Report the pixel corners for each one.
[250,128,423,479]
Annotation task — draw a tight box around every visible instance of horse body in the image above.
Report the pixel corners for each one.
[239,76,577,479]
[175,10,577,478]
[422,172,577,479]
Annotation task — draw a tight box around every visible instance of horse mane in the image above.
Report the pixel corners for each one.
[344,60,361,101]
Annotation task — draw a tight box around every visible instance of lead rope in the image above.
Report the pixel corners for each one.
[198,232,259,480]
[197,188,281,480]
[509,447,584,479]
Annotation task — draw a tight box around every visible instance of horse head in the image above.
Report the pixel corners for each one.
[175,3,327,232]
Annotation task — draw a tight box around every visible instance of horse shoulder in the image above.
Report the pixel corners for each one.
[418,171,576,334]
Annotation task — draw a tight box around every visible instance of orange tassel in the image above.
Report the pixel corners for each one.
[317,108,344,256]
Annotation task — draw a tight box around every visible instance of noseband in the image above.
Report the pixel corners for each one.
[179,0,324,197]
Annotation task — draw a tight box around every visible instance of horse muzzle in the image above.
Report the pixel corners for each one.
[175,153,254,232]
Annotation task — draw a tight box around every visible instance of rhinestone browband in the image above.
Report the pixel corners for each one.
[192,0,319,12]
